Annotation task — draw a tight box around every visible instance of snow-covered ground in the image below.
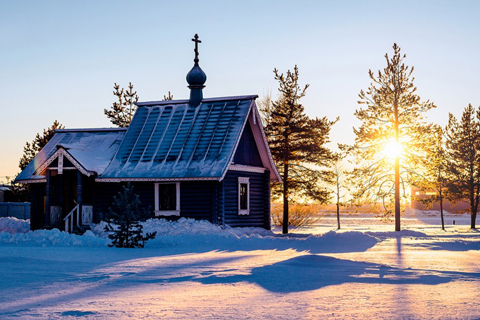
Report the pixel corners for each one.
[0,214,479,319]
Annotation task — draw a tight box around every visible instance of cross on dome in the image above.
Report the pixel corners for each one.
[192,34,201,64]
[187,34,206,107]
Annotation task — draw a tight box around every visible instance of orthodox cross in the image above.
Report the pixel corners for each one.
[192,34,201,63]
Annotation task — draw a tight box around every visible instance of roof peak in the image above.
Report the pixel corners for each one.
[137,95,258,107]
[55,128,128,133]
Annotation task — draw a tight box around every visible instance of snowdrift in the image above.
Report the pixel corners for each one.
[0,217,379,253]
[0,217,30,234]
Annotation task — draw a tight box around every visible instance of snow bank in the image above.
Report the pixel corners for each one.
[91,218,274,238]
[0,217,30,234]
[0,217,379,253]
[0,228,108,247]
[0,218,277,248]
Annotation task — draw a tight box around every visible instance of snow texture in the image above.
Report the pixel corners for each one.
[1,215,479,319]
[0,217,30,234]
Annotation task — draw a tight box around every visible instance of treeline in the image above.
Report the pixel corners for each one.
[15,44,479,233]
[263,44,479,233]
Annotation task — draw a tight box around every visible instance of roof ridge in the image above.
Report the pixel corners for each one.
[137,95,258,106]
[55,128,128,132]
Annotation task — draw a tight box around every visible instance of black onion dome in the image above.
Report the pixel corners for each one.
[186,64,207,87]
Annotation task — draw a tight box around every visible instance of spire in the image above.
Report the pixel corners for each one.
[186,34,206,107]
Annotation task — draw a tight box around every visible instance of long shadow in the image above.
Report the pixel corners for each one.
[0,253,252,317]
[163,254,480,293]
[0,230,381,317]
[412,240,480,251]
[3,250,480,318]
[365,230,480,252]
[0,230,380,293]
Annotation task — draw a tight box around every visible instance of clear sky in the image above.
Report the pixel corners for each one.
[1,0,480,181]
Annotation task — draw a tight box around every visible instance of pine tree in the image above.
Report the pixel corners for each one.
[104,82,139,127]
[412,126,450,230]
[262,66,337,234]
[351,43,435,231]
[104,183,156,248]
[163,91,174,101]
[19,120,64,170]
[444,104,480,229]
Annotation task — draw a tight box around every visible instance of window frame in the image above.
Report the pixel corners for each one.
[154,182,180,216]
[238,177,250,215]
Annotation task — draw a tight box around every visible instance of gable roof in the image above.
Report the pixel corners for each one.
[100,95,278,181]
[15,96,281,183]
[15,128,127,183]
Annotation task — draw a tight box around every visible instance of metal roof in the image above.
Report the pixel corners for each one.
[100,96,256,180]
[15,95,282,183]
[15,128,126,182]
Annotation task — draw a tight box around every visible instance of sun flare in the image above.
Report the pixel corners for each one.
[382,139,403,160]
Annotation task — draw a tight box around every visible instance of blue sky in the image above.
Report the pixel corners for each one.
[1,0,480,179]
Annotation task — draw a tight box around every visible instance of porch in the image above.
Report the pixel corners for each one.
[44,169,94,233]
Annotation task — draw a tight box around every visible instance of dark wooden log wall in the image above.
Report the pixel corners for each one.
[93,182,154,222]
[93,181,217,223]
[221,170,270,229]
[179,181,216,222]
[233,123,263,167]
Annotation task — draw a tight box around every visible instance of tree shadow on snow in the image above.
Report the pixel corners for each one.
[0,253,252,317]
[412,240,480,251]
[164,254,480,293]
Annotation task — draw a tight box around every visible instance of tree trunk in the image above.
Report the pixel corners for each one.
[283,162,289,234]
[470,181,476,229]
[439,189,444,231]
[471,188,477,229]
[395,157,400,231]
[336,178,341,229]
[394,98,401,232]
[336,202,340,230]
[472,184,479,229]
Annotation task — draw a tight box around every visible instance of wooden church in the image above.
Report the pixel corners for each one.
[15,35,281,232]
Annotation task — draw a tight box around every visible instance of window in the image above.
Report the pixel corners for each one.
[238,177,250,215]
[154,182,180,216]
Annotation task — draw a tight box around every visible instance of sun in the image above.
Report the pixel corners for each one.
[381,139,403,160]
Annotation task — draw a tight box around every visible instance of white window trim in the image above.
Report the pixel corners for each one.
[154,182,180,216]
[238,177,250,215]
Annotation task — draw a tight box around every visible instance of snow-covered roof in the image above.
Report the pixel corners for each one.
[16,96,281,183]
[15,128,127,182]
[100,96,260,181]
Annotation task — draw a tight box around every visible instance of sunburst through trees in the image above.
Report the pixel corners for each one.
[349,43,436,231]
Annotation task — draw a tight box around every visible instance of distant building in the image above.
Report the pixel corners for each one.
[0,185,9,202]
[410,186,471,212]
[15,35,281,232]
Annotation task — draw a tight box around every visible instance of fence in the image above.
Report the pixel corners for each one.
[0,203,30,220]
